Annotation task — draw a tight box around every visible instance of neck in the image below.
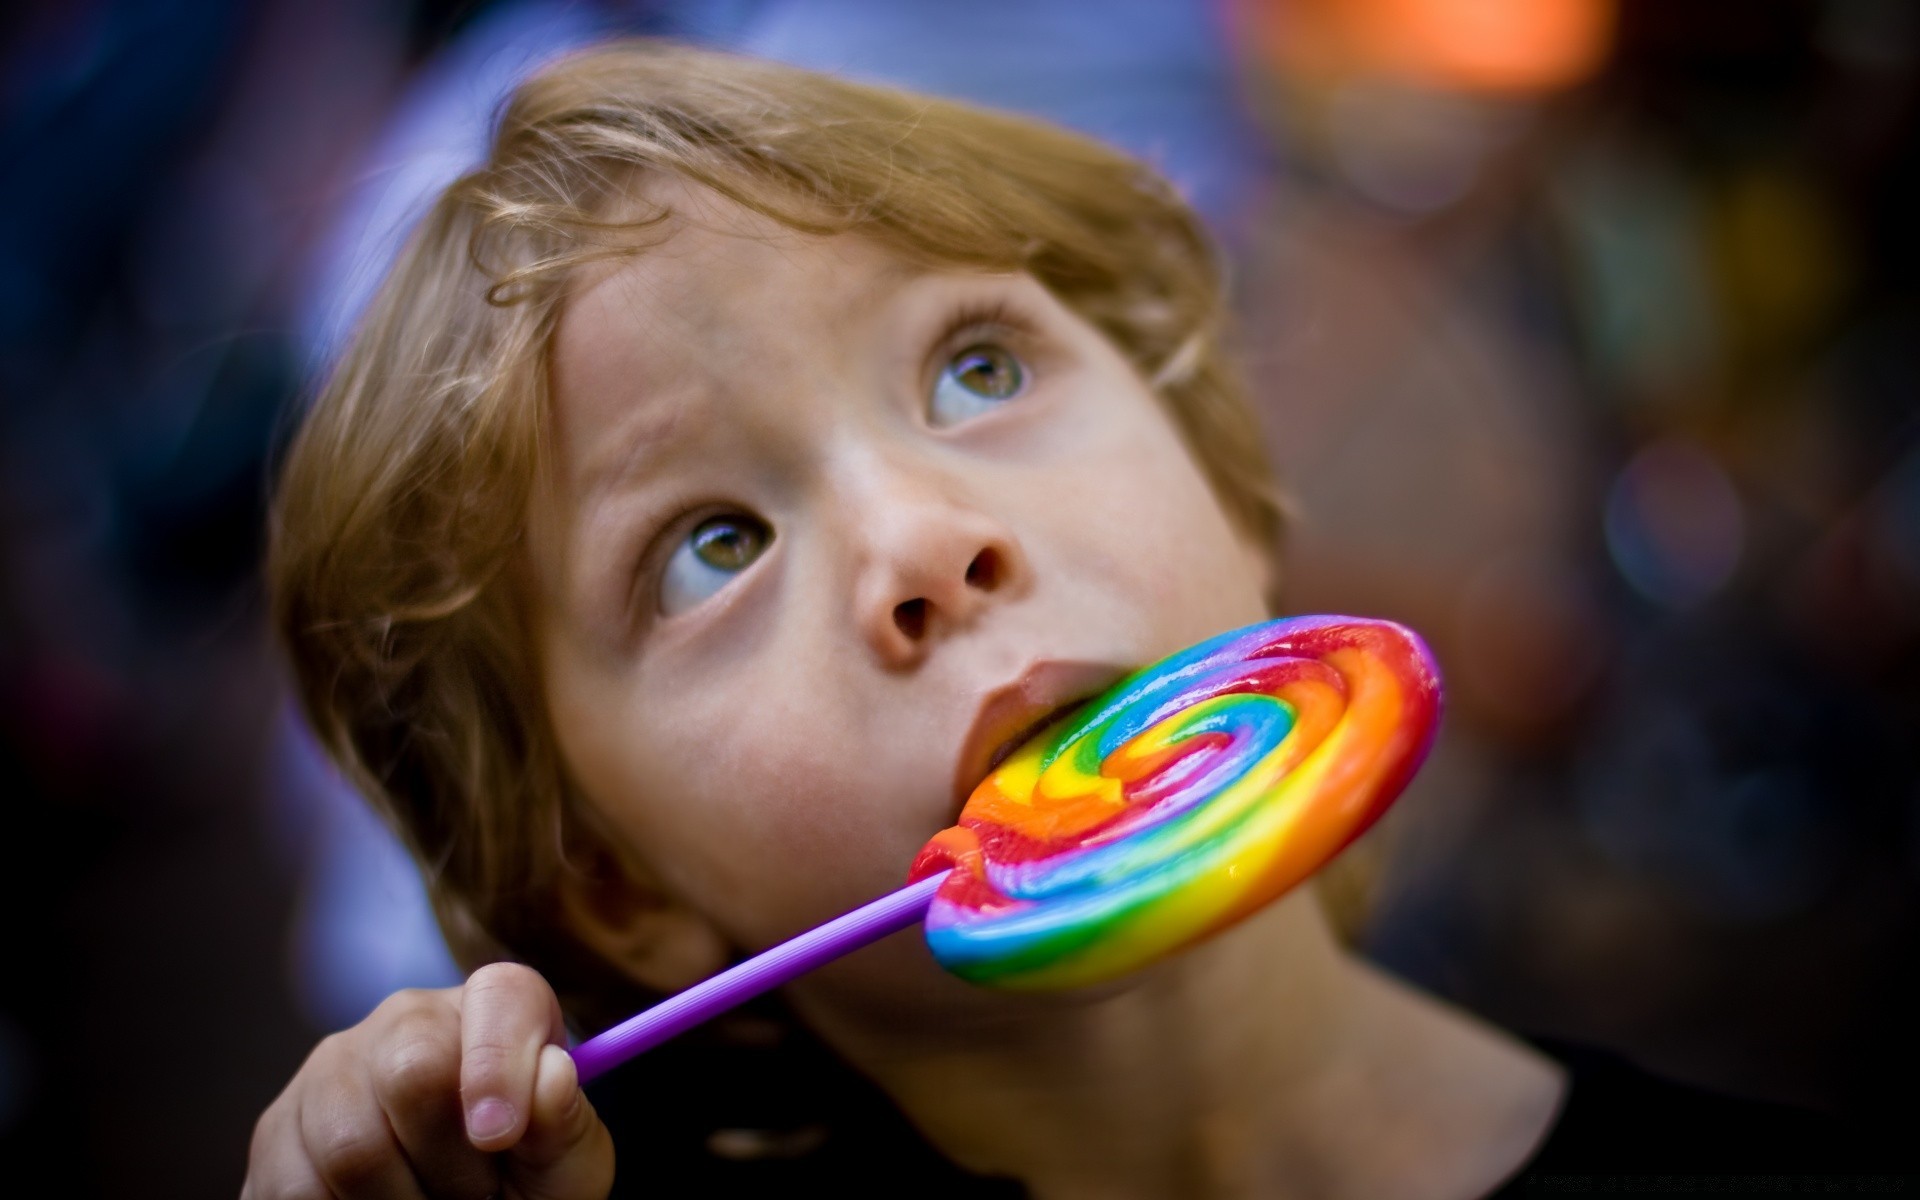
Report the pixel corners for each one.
[790,890,1565,1200]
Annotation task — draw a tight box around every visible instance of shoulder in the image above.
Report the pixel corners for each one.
[1489,1033,1902,1188]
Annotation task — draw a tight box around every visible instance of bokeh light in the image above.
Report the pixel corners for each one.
[1603,439,1746,608]
[1240,0,1615,94]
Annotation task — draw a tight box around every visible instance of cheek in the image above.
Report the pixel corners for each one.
[1051,389,1270,636]
[550,662,932,949]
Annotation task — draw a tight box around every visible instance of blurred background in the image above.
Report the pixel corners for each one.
[2,0,1915,1192]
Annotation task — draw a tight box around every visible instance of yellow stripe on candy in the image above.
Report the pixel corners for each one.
[914,616,1441,990]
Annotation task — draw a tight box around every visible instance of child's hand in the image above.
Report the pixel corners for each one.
[241,963,615,1200]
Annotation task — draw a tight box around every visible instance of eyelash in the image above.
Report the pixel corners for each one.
[930,298,1036,366]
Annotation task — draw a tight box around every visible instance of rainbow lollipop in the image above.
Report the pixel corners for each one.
[570,615,1439,1082]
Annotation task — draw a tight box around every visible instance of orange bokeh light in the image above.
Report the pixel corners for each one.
[1238,0,1615,94]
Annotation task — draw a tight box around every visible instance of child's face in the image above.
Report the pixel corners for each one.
[526,179,1271,1008]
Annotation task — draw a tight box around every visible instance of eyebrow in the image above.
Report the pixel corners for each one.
[577,399,685,512]
[556,396,688,626]
[561,382,693,588]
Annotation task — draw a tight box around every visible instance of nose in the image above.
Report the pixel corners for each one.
[849,473,1027,670]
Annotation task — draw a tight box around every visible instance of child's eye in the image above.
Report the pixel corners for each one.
[659,513,772,616]
[929,342,1027,426]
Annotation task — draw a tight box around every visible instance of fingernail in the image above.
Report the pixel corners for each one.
[467,1097,516,1143]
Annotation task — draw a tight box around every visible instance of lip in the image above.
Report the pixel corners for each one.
[950,660,1131,815]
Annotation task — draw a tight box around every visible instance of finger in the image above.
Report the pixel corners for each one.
[297,1073,430,1200]
[363,991,497,1200]
[244,1093,337,1200]
[459,963,567,1152]
[240,1148,335,1200]
[504,1045,616,1200]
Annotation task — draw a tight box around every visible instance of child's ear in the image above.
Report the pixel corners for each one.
[552,840,732,996]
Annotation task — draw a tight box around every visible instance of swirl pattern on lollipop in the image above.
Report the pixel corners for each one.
[909,615,1440,990]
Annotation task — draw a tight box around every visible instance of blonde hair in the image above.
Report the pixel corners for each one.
[270,41,1289,1029]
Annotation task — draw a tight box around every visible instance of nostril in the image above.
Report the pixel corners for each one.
[965,548,1001,590]
[893,597,927,640]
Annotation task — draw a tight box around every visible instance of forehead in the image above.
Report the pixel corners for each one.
[546,178,925,482]
[553,178,909,408]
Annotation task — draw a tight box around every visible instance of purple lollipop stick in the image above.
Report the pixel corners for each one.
[568,872,946,1084]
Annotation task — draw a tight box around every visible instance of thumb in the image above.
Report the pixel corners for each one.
[503,1044,615,1200]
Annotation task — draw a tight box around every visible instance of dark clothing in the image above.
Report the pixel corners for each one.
[588,1009,1023,1197]
[590,1016,1908,1197]
[1487,1034,1911,1195]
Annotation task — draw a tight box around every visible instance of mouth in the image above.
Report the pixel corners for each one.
[949,660,1128,816]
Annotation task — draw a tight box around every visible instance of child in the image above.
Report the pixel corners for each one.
[242,42,1857,1199]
